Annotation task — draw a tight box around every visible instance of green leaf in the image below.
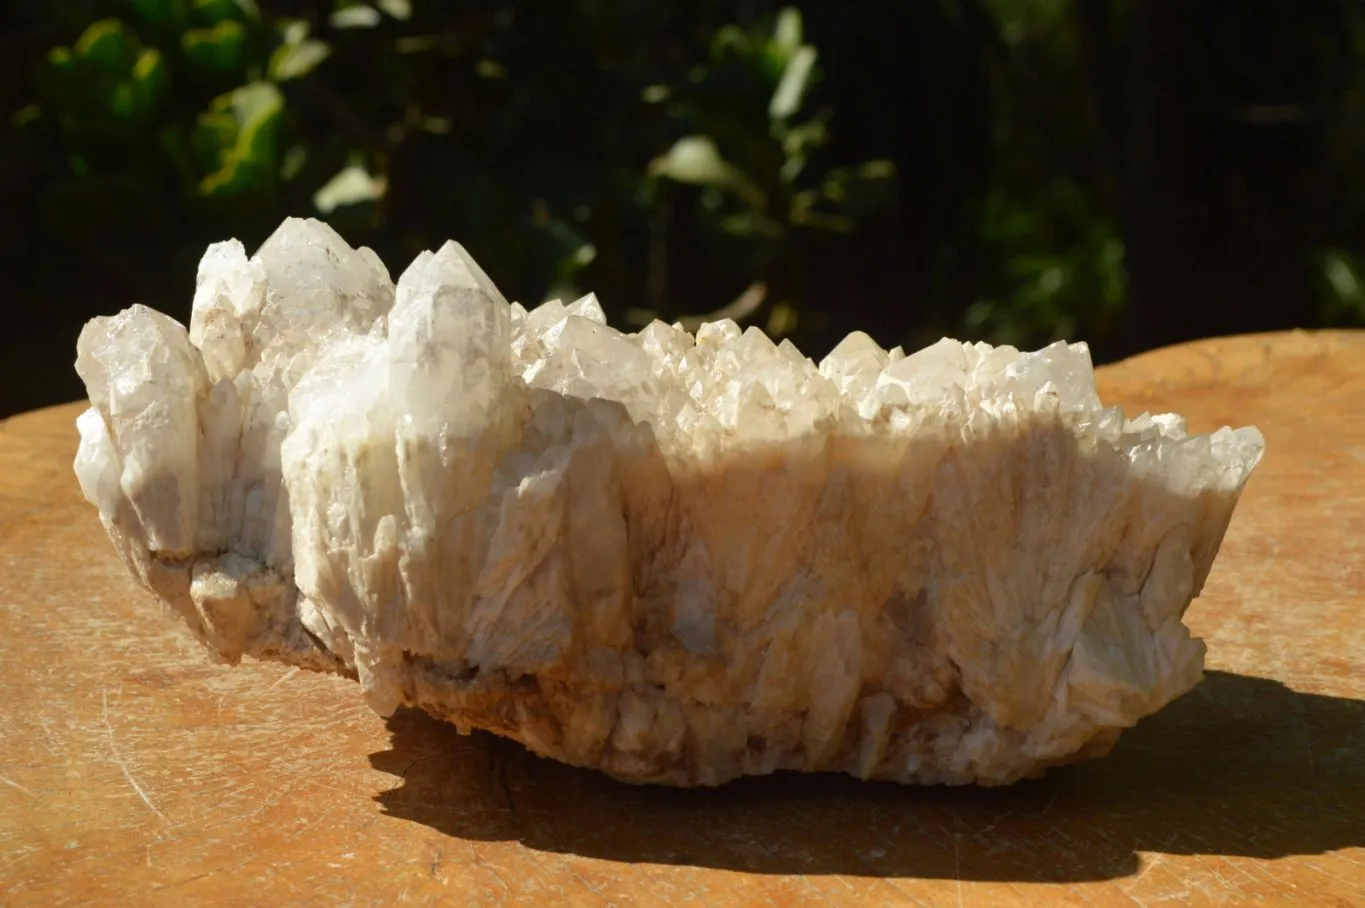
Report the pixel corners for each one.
[773,8,803,56]
[74,19,138,73]
[1321,249,1365,320]
[394,34,439,54]
[650,136,741,188]
[330,5,381,29]
[720,211,784,238]
[651,136,767,211]
[196,81,283,195]
[789,209,854,232]
[280,20,310,45]
[189,109,235,169]
[11,105,42,128]
[768,45,816,121]
[475,59,508,79]
[191,0,258,26]
[45,46,74,70]
[105,81,137,120]
[270,37,332,81]
[780,117,828,157]
[313,163,384,213]
[280,144,308,181]
[38,25,165,135]
[40,47,77,106]
[181,21,248,76]
[820,159,899,216]
[131,48,168,114]
[126,0,189,27]
[377,0,411,20]
[709,24,750,61]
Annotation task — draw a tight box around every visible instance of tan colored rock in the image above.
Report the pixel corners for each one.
[73,217,1264,786]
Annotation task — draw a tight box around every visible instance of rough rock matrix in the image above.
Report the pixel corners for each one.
[73,217,1264,787]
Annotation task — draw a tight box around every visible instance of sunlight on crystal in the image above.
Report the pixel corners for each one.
[73,218,1264,787]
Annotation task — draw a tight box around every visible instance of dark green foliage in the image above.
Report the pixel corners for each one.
[1,0,1363,417]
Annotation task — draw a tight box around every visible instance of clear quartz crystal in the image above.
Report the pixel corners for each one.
[72,217,1266,788]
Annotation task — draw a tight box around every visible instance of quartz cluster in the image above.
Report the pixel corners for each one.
[74,217,1265,786]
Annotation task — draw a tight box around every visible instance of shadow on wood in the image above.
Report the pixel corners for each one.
[369,670,1364,882]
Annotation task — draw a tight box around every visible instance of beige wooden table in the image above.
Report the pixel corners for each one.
[1,331,1362,906]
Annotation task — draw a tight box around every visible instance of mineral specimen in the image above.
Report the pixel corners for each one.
[73,217,1264,787]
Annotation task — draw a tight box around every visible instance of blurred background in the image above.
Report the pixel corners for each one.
[3,0,1365,417]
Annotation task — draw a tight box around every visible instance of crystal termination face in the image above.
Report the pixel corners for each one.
[73,218,1265,787]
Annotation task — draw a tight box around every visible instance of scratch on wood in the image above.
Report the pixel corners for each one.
[469,842,516,896]
[1254,856,1307,895]
[268,667,301,690]
[974,811,1013,837]
[102,688,170,827]
[758,889,785,908]
[796,873,834,907]
[0,775,36,798]
[1205,858,1246,897]
[430,847,442,880]
[881,877,933,908]
[0,849,36,877]
[149,841,276,893]
[1294,855,1365,902]
[954,840,964,908]
[288,806,335,841]
[1126,852,1166,893]
[561,856,609,900]
[35,720,60,753]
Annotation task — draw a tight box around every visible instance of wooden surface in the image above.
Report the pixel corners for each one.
[2,330,1363,907]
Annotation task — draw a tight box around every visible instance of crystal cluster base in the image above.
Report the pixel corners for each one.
[73,218,1264,786]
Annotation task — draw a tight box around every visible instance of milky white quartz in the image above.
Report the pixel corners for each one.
[73,217,1265,786]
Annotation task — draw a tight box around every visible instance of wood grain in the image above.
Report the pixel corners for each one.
[1,330,1362,907]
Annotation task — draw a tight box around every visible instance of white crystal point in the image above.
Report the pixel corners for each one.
[820,330,890,396]
[389,240,511,432]
[73,218,1266,788]
[253,216,395,354]
[75,304,206,554]
[189,240,264,383]
[565,292,607,324]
